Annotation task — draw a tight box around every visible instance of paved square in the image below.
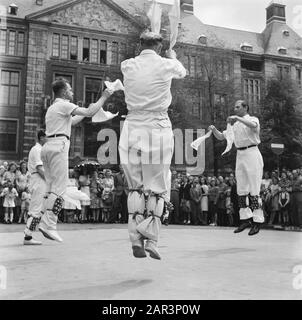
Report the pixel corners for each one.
[0,225,301,300]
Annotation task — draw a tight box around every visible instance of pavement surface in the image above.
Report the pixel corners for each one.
[0,224,301,300]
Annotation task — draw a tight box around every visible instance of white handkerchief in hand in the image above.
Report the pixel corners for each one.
[104,79,124,92]
[92,107,118,123]
[221,123,234,155]
[191,130,212,150]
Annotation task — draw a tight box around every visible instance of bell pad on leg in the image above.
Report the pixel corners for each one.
[249,195,260,211]
[29,217,41,231]
[238,195,248,209]
[52,195,64,215]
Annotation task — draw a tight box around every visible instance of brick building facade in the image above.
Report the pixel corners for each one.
[0,0,301,173]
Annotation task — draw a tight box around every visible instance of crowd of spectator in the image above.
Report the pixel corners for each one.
[1,159,302,230]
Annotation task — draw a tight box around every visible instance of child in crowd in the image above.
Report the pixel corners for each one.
[278,186,290,227]
[1,182,18,224]
[18,187,30,223]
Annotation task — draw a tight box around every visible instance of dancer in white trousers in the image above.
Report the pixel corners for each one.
[23,129,47,245]
[119,31,186,259]
[38,78,115,242]
[209,100,264,236]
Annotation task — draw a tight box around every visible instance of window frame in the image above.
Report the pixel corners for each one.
[0,69,21,106]
[0,117,19,153]
[243,78,261,112]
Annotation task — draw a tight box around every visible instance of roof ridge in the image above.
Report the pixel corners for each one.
[202,23,263,36]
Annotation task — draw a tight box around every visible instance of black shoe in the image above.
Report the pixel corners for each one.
[248,223,261,236]
[234,219,252,233]
[132,245,147,258]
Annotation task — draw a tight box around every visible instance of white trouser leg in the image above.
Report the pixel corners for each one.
[40,138,69,230]
[136,195,164,242]
[24,175,47,237]
[127,191,146,247]
[236,147,264,222]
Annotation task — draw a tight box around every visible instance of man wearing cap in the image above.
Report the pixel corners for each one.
[38,78,115,242]
[208,100,264,235]
[119,31,186,259]
[23,129,47,245]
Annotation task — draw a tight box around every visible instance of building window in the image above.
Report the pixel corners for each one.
[243,79,260,111]
[91,39,98,63]
[196,56,204,79]
[0,29,25,56]
[16,32,24,56]
[223,60,231,80]
[111,41,118,65]
[70,36,78,60]
[191,92,201,118]
[83,38,90,61]
[0,30,6,55]
[182,55,189,73]
[240,42,253,52]
[52,33,60,57]
[85,77,102,106]
[241,59,263,72]
[119,42,126,63]
[189,56,197,77]
[278,47,287,55]
[216,59,223,80]
[84,77,103,157]
[283,30,289,36]
[61,35,69,59]
[0,119,18,152]
[277,65,290,80]
[198,35,207,45]
[297,68,301,86]
[0,70,20,106]
[8,30,16,55]
[100,40,107,64]
[214,94,228,119]
[8,5,18,16]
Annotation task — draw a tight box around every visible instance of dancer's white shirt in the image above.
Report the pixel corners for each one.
[223,114,260,148]
[45,98,77,137]
[121,49,186,112]
[28,143,43,174]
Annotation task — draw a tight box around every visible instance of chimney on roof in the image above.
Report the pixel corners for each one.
[266,1,286,24]
[180,0,193,15]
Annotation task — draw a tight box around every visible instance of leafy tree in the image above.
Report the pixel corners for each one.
[260,77,302,170]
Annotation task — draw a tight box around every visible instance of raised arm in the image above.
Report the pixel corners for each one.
[208,125,225,141]
[71,89,112,119]
[227,115,258,129]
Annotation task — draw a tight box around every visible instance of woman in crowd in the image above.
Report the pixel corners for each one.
[15,161,30,222]
[279,185,290,227]
[89,170,102,223]
[179,176,191,224]
[0,165,5,220]
[208,178,219,226]
[100,169,114,223]
[189,177,201,225]
[3,162,17,186]
[262,171,272,190]
[268,176,280,225]
[216,176,227,226]
[78,168,91,223]
[200,177,209,225]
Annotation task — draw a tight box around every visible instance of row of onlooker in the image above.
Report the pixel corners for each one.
[1,159,302,229]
